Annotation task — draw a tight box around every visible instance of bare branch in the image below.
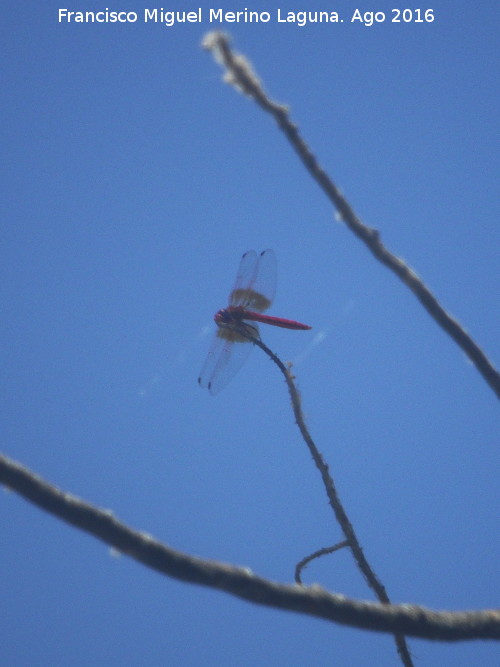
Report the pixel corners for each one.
[2,454,499,643]
[202,31,500,401]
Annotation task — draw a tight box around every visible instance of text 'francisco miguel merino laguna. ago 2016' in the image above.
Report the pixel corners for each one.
[58,7,436,27]
[59,8,351,28]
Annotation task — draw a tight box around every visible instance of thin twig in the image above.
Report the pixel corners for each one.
[295,542,349,585]
[202,31,500,401]
[2,453,499,641]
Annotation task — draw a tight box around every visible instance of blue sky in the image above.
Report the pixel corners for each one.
[2,2,499,665]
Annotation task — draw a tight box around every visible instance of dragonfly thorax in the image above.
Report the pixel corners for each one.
[214,306,248,324]
[214,307,259,341]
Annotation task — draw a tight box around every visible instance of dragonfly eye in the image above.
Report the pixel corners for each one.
[214,308,227,324]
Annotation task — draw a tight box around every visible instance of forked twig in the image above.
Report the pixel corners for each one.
[202,31,500,401]
[221,323,413,666]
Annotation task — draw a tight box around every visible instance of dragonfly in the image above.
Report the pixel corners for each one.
[198,249,311,395]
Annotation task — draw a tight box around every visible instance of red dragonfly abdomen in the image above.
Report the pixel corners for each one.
[220,306,311,331]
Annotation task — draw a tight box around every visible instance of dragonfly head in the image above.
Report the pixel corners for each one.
[214,308,232,325]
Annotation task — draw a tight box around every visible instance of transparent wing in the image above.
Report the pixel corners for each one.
[198,325,258,395]
[229,250,258,306]
[229,249,277,312]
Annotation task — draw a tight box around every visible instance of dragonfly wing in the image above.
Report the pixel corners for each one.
[230,250,258,305]
[198,326,257,395]
[229,249,277,313]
